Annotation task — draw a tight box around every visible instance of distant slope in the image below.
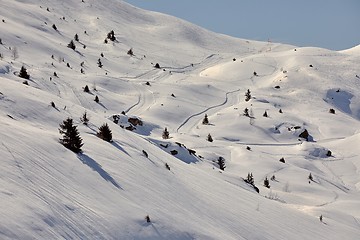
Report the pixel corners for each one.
[1,0,360,239]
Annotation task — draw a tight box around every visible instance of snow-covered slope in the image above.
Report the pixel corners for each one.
[1,0,360,239]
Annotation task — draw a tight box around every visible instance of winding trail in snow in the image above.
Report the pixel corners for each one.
[176,88,241,133]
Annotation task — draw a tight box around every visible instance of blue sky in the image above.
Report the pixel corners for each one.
[124,0,360,50]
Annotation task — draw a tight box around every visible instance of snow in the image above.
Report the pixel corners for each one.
[1,0,360,239]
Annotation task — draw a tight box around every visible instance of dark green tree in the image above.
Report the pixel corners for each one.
[244,108,249,117]
[127,48,134,56]
[59,118,83,153]
[94,95,99,103]
[84,85,90,93]
[67,40,76,50]
[218,157,226,171]
[264,177,270,188]
[245,172,254,185]
[207,133,213,142]
[202,114,209,125]
[162,127,169,139]
[19,66,30,79]
[97,58,103,68]
[245,89,251,102]
[80,111,89,125]
[97,123,112,142]
[107,30,116,41]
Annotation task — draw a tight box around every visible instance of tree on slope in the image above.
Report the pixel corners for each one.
[162,127,169,139]
[59,118,83,153]
[19,66,30,79]
[97,123,112,142]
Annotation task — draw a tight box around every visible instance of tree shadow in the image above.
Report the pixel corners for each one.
[97,102,108,109]
[78,153,122,189]
[111,141,130,157]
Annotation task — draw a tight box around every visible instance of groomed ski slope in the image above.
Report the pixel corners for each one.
[0,0,360,239]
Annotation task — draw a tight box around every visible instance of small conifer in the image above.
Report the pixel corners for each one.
[19,66,30,79]
[218,157,226,171]
[162,127,169,139]
[245,89,251,102]
[80,111,89,125]
[202,114,209,125]
[97,123,112,142]
[59,118,83,153]
[67,40,76,50]
[207,133,213,142]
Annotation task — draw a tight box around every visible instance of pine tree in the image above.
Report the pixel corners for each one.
[264,177,270,188]
[218,157,226,171]
[84,85,90,93]
[308,173,313,181]
[165,163,171,170]
[127,48,134,56]
[245,89,251,102]
[97,58,103,68]
[207,133,213,142]
[74,33,79,41]
[202,114,209,125]
[245,173,254,185]
[107,30,116,41]
[94,95,99,103]
[59,118,83,153]
[97,123,112,142]
[80,111,89,125]
[19,66,30,79]
[244,108,249,117]
[263,110,268,117]
[162,127,169,139]
[67,40,76,50]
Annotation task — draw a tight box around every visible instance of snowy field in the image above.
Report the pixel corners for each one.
[1,0,360,239]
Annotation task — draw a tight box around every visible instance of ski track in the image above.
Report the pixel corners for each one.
[176,88,241,133]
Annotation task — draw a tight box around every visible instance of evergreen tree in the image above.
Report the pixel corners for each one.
[308,173,313,181]
[162,127,169,139]
[245,89,251,102]
[264,177,270,188]
[245,172,254,185]
[80,111,89,125]
[19,66,30,79]
[67,40,76,50]
[97,123,112,142]
[84,85,90,93]
[165,163,171,170]
[218,157,226,171]
[127,48,134,56]
[207,133,213,142]
[107,30,116,41]
[97,58,103,68]
[94,95,99,103]
[244,107,249,117]
[59,118,83,153]
[202,114,209,125]
[263,110,268,117]
[74,33,79,41]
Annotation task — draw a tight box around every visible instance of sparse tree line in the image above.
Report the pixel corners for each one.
[59,113,113,153]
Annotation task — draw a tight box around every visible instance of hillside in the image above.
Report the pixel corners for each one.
[1,0,360,239]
